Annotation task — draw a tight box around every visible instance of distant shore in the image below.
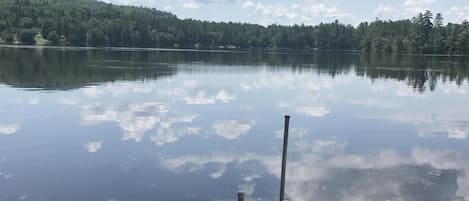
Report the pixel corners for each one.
[1,44,467,57]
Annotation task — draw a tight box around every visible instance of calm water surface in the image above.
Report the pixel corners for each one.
[1,47,469,201]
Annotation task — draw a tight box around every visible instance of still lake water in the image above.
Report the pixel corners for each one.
[1,46,469,201]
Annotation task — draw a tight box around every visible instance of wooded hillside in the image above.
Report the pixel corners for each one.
[0,0,468,54]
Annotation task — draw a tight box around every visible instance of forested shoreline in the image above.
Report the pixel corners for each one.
[0,0,469,54]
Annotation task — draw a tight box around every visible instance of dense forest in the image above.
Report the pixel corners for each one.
[0,0,469,54]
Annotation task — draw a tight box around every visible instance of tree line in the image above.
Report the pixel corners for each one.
[0,0,468,54]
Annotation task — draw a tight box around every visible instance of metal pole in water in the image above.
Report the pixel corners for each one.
[237,191,245,201]
[279,115,290,201]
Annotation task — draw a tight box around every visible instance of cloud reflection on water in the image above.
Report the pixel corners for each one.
[0,124,19,135]
[55,68,469,201]
[158,139,469,201]
[211,120,255,140]
[382,113,469,140]
[183,89,236,104]
[152,127,201,146]
[82,83,155,98]
[81,102,169,142]
[3,48,469,201]
[84,141,102,153]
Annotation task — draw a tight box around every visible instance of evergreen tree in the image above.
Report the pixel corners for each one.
[0,0,467,54]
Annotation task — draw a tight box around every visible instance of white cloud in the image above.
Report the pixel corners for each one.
[102,0,159,7]
[103,0,233,10]
[396,85,426,98]
[197,0,236,3]
[306,3,349,18]
[151,113,200,146]
[58,98,79,105]
[158,144,469,201]
[274,128,308,139]
[211,120,254,140]
[215,90,236,103]
[83,86,102,97]
[241,0,354,24]
[82,82,154,98]
[99,0,467,25]
[449,5,469,21]
[28,97,40,105]
[238,183,256,196]
[278,101,330,117]
[240,74,296,91]
[84,141,102,153]
[183,0,200,9]
[241,0,255,9]
[184,90,236,104]
[159,152,275,177]
[210,164,227,178]
[448,129,467,139]
[371,84,386,92]
[0,124,19,135]
[347,98,400,109]
[183,80,199,88]
[442,84,466,94]
[159,87,185,97]
[311,140,347,154]
[241,73,338,93]
[151,127,201,146]
[79,81,237,144]
[81,102,169,142]
[374,3,395,17]
[242,173,261,182]
[160,114,199,129]
[297,106,330,117]
[17,195,28,200]
[420,122,468,140]
[243,74,336,118]
[389,113,469,140]
[402,0,436,17]
[184,91,216,104]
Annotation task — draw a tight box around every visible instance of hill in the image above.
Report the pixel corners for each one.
[0,0,468,54]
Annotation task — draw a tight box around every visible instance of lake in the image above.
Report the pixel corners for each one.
[0,46,469,201]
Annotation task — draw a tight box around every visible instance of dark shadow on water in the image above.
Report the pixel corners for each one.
[0,47,468,91]
[0,48,176,90]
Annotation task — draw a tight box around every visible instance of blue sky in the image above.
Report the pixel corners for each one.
[103,0,469,25]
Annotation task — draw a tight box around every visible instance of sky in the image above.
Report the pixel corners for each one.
[102,0,469,26]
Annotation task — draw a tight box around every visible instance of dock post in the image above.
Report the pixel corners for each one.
[237,191,245,201]
[279,115,290,201]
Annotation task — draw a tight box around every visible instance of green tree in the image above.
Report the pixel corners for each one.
[47,31,59,44]
[0,20,7,31]
[37,18,57,37]
[432,13,445,53]
[2,31,14,43]
[18,17,34,29]
[18,29,36,44]
[422,10,434,52]
[0,0,466,54]
[434,13,443,28]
